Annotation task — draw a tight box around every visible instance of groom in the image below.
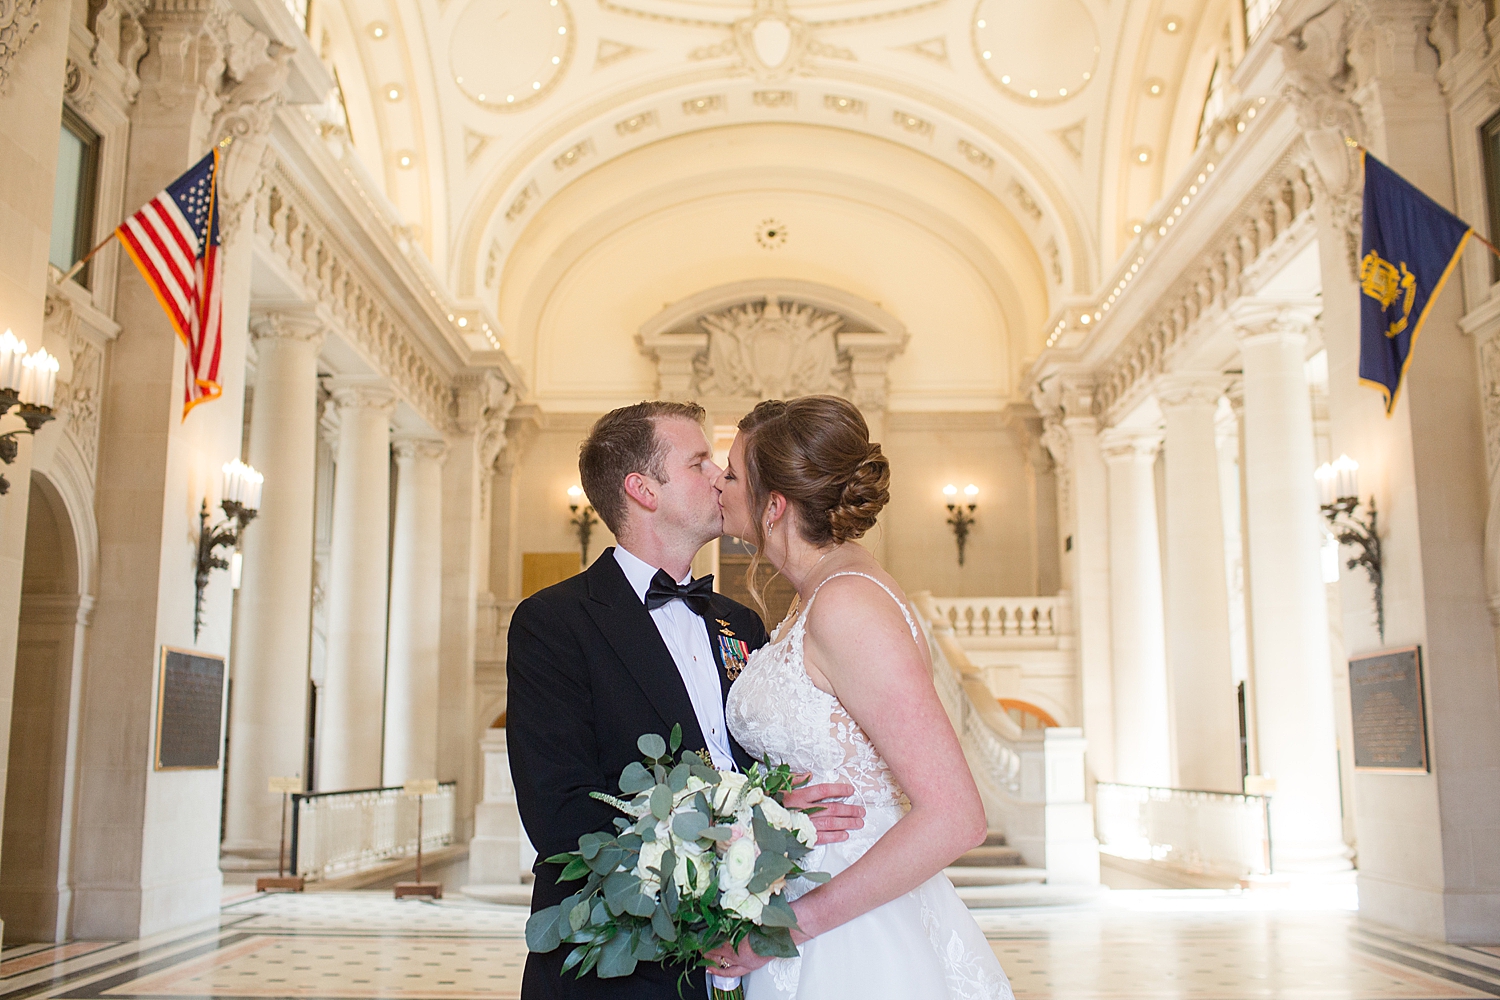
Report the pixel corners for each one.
[507,401,865,999]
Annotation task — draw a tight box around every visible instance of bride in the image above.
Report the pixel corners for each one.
[705,395,1014,1000]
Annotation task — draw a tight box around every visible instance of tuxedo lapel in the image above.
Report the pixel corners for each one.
[583,550,708,752]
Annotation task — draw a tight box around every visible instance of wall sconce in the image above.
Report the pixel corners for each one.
[0,331,60,495]
[944,483,979,566]
[195,460,262,641]
[568,485,599,567]
[1315,454,1384,642]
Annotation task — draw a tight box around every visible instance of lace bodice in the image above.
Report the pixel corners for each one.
[726,572,921,814]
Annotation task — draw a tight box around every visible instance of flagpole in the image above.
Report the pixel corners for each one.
[55,135,235,286]
[1345,134,1500,259]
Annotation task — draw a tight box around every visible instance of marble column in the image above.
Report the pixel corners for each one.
[1157,375,1243,793]
[1233,305,1347,869]
[383,437,447,786]
[1057,383,1115,783]
[1101,428,1172,787]
[222,314,325,858]
[320,380,396,791]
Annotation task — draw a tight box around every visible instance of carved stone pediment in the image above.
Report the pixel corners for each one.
[638,281,907,414]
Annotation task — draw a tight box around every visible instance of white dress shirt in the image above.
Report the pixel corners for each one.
[613,546,736,770]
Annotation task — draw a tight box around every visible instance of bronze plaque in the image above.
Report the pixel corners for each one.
[155,646,226,770]
[1348,646,1428,773]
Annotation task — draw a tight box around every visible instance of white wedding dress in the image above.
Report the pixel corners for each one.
[725,572,1014,1000]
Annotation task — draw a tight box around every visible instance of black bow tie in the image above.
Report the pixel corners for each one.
[644,569,716,618]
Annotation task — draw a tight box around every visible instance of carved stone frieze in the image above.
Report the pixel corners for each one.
[0,0,44,93]
[1094,156,1318,418]
[43,283,112,484]
[253,165,453,430]
[696,297,849,400]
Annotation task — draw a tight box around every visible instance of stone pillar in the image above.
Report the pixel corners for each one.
[320,380,395,791]
[383,437,446,786]
[1101,428,1172,787]
[1050,381,1115,783]
[222,313,324,860]
[465,728,525,886]
[1157,375,1243,792]
[1232,304,1346,870]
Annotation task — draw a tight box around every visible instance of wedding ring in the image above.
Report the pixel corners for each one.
[720,959,730,968]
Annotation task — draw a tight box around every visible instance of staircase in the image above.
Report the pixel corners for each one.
[942,831,1053,907]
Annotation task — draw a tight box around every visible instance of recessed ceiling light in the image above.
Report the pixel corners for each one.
[1163,17,1180,31]
[1001,75,1011,84]
[1136,147,1151,163]
[977,18,985,26]
[398,152,414,168]
[478,93,486,101]
[983,50,992,58]
[507,94,515,102]
[1059,88,1067,96]
[369,22,388,38]
[552,56,560,64]
[558,26,566,33]
[386,85,402,101]
[533,81,541,89]
[1029,89,1038,97]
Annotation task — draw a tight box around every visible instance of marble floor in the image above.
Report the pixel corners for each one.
[2,886,1497,1000]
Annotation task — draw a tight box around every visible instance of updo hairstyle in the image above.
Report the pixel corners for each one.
[738,394,891,551]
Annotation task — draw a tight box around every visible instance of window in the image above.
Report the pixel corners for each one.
[1243,0,1284,43]
[1481,110,1500,281]
[49,107,100,286]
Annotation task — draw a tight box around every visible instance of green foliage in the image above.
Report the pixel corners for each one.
[528,730,829,981]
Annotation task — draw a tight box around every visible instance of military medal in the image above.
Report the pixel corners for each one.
[717,632,750,681]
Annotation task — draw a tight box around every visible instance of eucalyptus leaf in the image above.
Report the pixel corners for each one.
[624,891,656,917]
[651,901,678,941]
[638,732,667,760]
[799,870,831,884]
[524,905,563,952]
[668,761,693,793]
[670,723,683,753]
[633,927,662,960]
[748,852,794,894]
[671,812,710,841]
[650,784,673,820]
[703,824,733,841]
[619,761,655,794]
[617,832,643,852]
[591,898,608,926]
[587,845,626,875]
[748,926,800,959]
[597,928,638,978]
[578,832,609,860]
[602,871,641,913]
[758,894,799,928]
[569,898,591,932]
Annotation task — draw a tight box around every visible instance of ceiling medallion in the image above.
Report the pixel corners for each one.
[450,0,575,114]
[756,219,788,250]
[972,0,1099,106]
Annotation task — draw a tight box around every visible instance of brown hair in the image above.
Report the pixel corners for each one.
[737,395,890,611]
[579,400,707,534]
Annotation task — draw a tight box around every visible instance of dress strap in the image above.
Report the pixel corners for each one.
[805,571,922,644]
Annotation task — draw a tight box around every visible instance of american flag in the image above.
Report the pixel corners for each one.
[115,148,224,418]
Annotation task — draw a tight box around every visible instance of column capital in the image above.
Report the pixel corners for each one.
[327,377,397,414]
[250,311,327,348]
[1228,300,1319,345]
[1156,372,1228,410]
[393,436,449,464]
[1100,426,1162,462]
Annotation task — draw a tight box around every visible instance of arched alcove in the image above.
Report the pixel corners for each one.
[0,473,86,942]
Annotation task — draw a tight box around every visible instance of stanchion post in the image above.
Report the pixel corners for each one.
[257,776,306,892]
[395,778,442,899]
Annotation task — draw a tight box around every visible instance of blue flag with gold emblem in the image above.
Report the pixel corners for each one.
[1359,152,1473,415]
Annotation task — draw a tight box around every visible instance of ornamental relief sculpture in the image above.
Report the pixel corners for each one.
[695,297,850,401]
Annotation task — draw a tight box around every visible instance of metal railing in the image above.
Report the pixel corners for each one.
[1095,781,1272,877]
[290,782,456,881]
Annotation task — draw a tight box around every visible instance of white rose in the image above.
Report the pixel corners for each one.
[738,787,766,812]
[758,797,793,830]
[721,835,758,891]
[720,886,765,922]
[685,775,710,795]
[711,771,748,812]
[636,839,667,898]
[673,843,712,898]
[793,812,817,848]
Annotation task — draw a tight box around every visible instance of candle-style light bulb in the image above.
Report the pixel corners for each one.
[1,332,27,394]
[1332,454,1359,503]
[244,465,263,511]
[1314,462,1335,507]
[942,484,958,498]
[567,485,584,501]
[963,484,979,499]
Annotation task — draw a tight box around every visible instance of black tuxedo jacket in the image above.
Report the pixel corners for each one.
[508,547,770,1000]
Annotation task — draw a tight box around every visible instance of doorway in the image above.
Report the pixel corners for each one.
[0,474,85,942]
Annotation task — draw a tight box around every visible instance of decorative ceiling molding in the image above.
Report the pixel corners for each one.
[595,38,648,69]
[893,36,949,64]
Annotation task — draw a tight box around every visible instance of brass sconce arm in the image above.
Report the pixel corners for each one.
[195,499,257,641]
[569,502,599,567]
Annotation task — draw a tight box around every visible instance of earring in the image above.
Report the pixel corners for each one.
[766,520,774,535]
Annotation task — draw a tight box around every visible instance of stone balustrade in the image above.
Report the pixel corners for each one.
[925,594,1071,639]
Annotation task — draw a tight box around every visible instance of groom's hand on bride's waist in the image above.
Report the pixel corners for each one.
[782,780,865,844]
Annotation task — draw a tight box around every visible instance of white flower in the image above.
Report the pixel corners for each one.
[738,787,766,812]
[757,797,793,830]
[720,886,766,922]
[673,840,712,897]
[792,812,817,848]
[721,836,758,891]
[636,839,668,899]
[711,771,748,812]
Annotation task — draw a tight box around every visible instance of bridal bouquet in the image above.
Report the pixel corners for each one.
[525,725,829,999]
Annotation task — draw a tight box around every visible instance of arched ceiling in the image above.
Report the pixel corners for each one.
[307,0,1239,388]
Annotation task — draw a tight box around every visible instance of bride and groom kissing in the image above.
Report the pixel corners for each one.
[507,396,1014,999]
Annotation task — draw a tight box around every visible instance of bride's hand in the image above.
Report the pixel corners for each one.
[783,778,865,844]
[704,938,775,979]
